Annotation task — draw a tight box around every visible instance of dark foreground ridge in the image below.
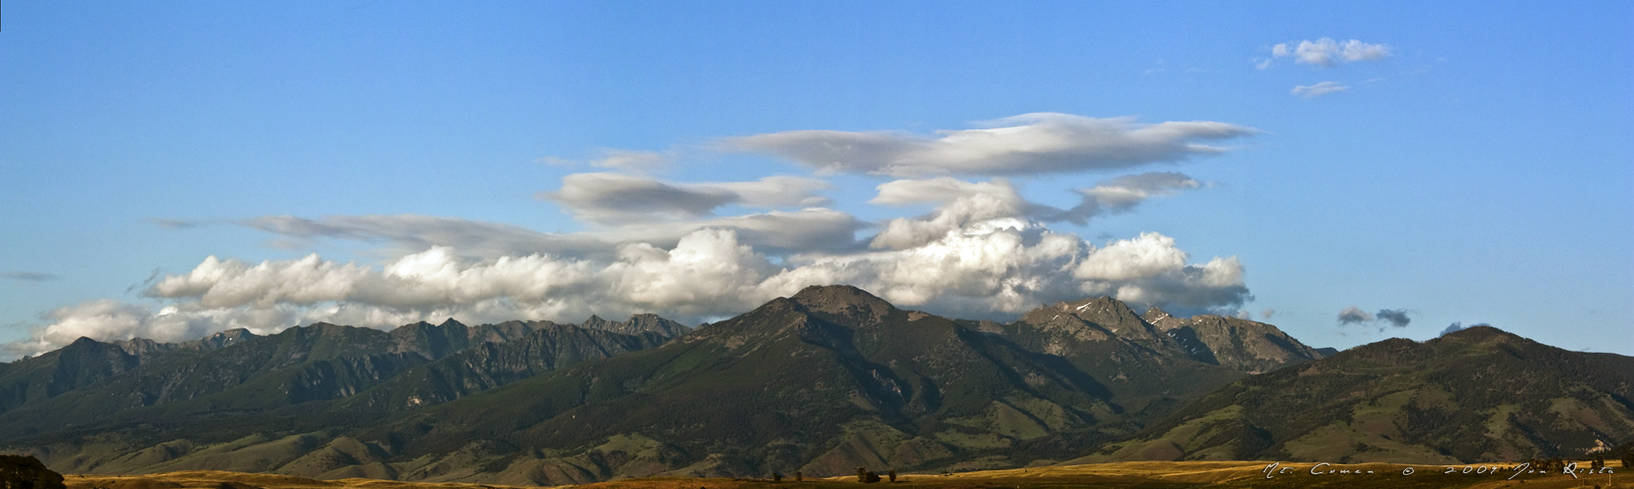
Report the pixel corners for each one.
[0,455,66,489]
[28,460,1634,489]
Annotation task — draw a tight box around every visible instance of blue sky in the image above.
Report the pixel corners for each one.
[2,1,1630,357]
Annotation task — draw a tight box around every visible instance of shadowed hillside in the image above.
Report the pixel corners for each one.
[1093,326,1634,463]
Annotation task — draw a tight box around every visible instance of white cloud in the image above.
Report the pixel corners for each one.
[1290,81,1350,98]
[8,220,1251,357]
[1074,232,1189,282]
[1073,232,1250,310]
[867,173,1202,250]
[761,226,1087,318]
[146,232,770,317]
[540,172,830,225]
[723,113,1254,177]
[767,228,1248,319]
[868,178,1042,250]
[1269,38,1391,68]
[602,230,776,312]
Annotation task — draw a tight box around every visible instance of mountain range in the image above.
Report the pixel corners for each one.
[0,285,1628,484]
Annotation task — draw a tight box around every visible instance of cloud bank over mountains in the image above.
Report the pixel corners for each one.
[6,113,1261,358]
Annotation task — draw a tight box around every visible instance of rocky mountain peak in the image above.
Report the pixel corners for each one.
[66,336,102,348]
[173,328,257,351]
[1048,296,1154,338]
[573,314,688,338]
[208,328,255,342]
[1074,296,1139,316]
[788,285,897,323]
[623,313,690,337]
[1141,305,1174,325]
[304,321,349,332]
[112,338,170,357]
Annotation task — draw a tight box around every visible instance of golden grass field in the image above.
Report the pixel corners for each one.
[63,461,1630,489]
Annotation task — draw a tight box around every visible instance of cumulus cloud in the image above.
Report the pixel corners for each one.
[867,172,1201,250]
[1291,81,1350,98]
[1375,308,1411,328]
[769,228,1247,319]
[1073,232,1250,311]
[868,178,1046,250]
[144,231,774,317]
[2,271,57,282]
[723,113,1254,177]
[1270,38,1391,67]
[764,226,1086,317]
[1337,306,1375,324]
[540,172,830,224]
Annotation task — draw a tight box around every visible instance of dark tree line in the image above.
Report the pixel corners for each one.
[0,456,64,489]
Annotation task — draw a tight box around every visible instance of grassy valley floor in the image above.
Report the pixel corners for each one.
[64,461,1629,489]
